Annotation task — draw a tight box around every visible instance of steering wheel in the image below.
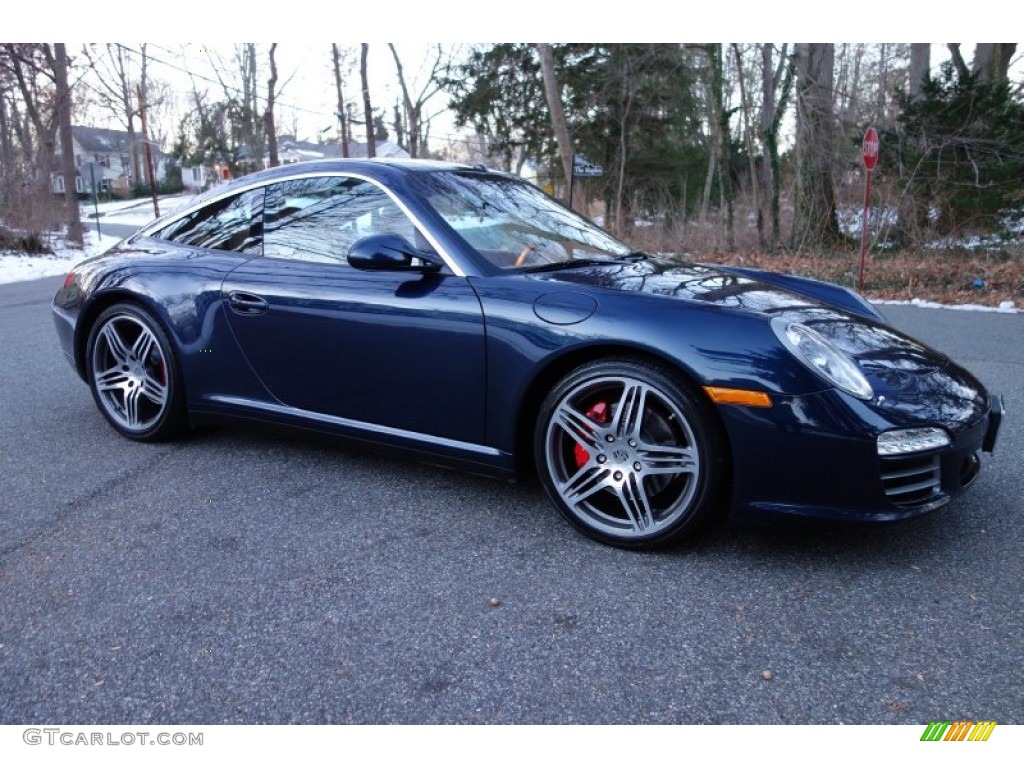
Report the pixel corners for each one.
[514,244,536,267]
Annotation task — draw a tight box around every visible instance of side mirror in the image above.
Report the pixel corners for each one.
[347,233,441,272]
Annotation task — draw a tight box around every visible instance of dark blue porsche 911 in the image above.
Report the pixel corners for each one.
[52,159,1003,548]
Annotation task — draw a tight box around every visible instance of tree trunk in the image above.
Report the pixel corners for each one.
[388,43,418,157]
[54,43,83,245]
[119,44,141,187]
[707,45,734,251]
[9,44,61,233]
[792,43,840,250]
[537,43,575,210]
[360,44,375,158]
[138,45,151,185]
[759,44,793,250]
[972,43,1017,84]
[875,43,888,126]
[947,44,969,80]
[909,44,930,101]
[332,44,349,157]
[613,46,632,236]
[264,43,279,167]
[733,44,761,249]
[137,83,159,217]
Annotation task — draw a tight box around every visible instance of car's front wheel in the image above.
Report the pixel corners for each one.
[86,303,187,441]
[535,359,725,548]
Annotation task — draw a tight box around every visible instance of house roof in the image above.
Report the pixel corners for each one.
[270,135,410,163]
[71,125,164,157]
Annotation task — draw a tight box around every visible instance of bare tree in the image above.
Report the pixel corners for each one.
[387,44,448,158]
[332,44,350,157]
[703,44,734,250]
[536,43,575,210]
[613,47,634,236]
[792,43,840,250]
[264,43,279,167]
[360,43,375,158]
[53,43,83,245]
[759,43,794,249]
[137,83,159,216]
[82,43,142,184]
[732,44,760,248]
[206,43,266,171]
[0,43,62,238]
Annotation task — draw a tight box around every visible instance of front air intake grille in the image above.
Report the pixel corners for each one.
[880,455,942,506]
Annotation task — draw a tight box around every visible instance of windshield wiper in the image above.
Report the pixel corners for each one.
[521,258,612,273]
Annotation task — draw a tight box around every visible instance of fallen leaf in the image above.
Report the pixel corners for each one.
[884,698,910,713]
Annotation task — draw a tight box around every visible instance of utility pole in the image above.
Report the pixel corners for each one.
[136,83,159,218]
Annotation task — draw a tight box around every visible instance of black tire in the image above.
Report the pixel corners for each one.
[85,302,187,441]
[534,358,725,548]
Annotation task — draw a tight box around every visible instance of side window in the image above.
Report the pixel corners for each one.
[155,188,264,253]
[262,176,422,264]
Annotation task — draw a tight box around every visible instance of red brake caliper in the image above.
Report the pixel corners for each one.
[574,401,609,469]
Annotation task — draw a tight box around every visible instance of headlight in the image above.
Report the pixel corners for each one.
[771,318,873,400]
[877,427,951,456]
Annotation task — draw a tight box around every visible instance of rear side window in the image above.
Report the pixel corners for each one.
[155,188,264,253]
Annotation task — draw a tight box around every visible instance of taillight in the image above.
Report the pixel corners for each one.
[62,271,76,289]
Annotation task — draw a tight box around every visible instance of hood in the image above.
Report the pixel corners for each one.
[533,258,829,316]
[531,258,985,427]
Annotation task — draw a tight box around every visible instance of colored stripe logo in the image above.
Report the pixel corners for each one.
[921,721,997,741]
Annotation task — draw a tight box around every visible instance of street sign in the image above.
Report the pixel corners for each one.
[572,153,604,178]
[80,162,104,193]
[858,126,880,291]
[862,127,879,171]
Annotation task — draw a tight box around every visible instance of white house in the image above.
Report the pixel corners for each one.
[52,125,167,195]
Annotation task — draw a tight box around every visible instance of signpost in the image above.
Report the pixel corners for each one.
[859,126,879,292]
[569,153,603,211]
[82,162,102,239]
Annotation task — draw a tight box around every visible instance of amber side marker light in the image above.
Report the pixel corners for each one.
[704,386,773,408]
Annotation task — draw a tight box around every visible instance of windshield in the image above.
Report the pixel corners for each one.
[409,170,632,270]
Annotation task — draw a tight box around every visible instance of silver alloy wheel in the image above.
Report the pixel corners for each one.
[543,374,701,540]
[90,313,169,432]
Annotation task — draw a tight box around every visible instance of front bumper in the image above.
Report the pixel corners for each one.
[721,389,1003,524]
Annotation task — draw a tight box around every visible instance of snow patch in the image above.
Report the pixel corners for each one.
[873,298,1019,314]
[0,231,121,285]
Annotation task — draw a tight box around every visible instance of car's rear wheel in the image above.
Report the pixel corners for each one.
[535,359,724,548]
[86,303,186,441]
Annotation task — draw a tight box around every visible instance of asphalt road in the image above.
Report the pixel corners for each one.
[83,221,139,241]
[0,277,1020,724]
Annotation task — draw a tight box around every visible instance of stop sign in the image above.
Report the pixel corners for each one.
[862,127,880,171]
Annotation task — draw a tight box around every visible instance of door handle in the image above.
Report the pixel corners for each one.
[227,291,269,315]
